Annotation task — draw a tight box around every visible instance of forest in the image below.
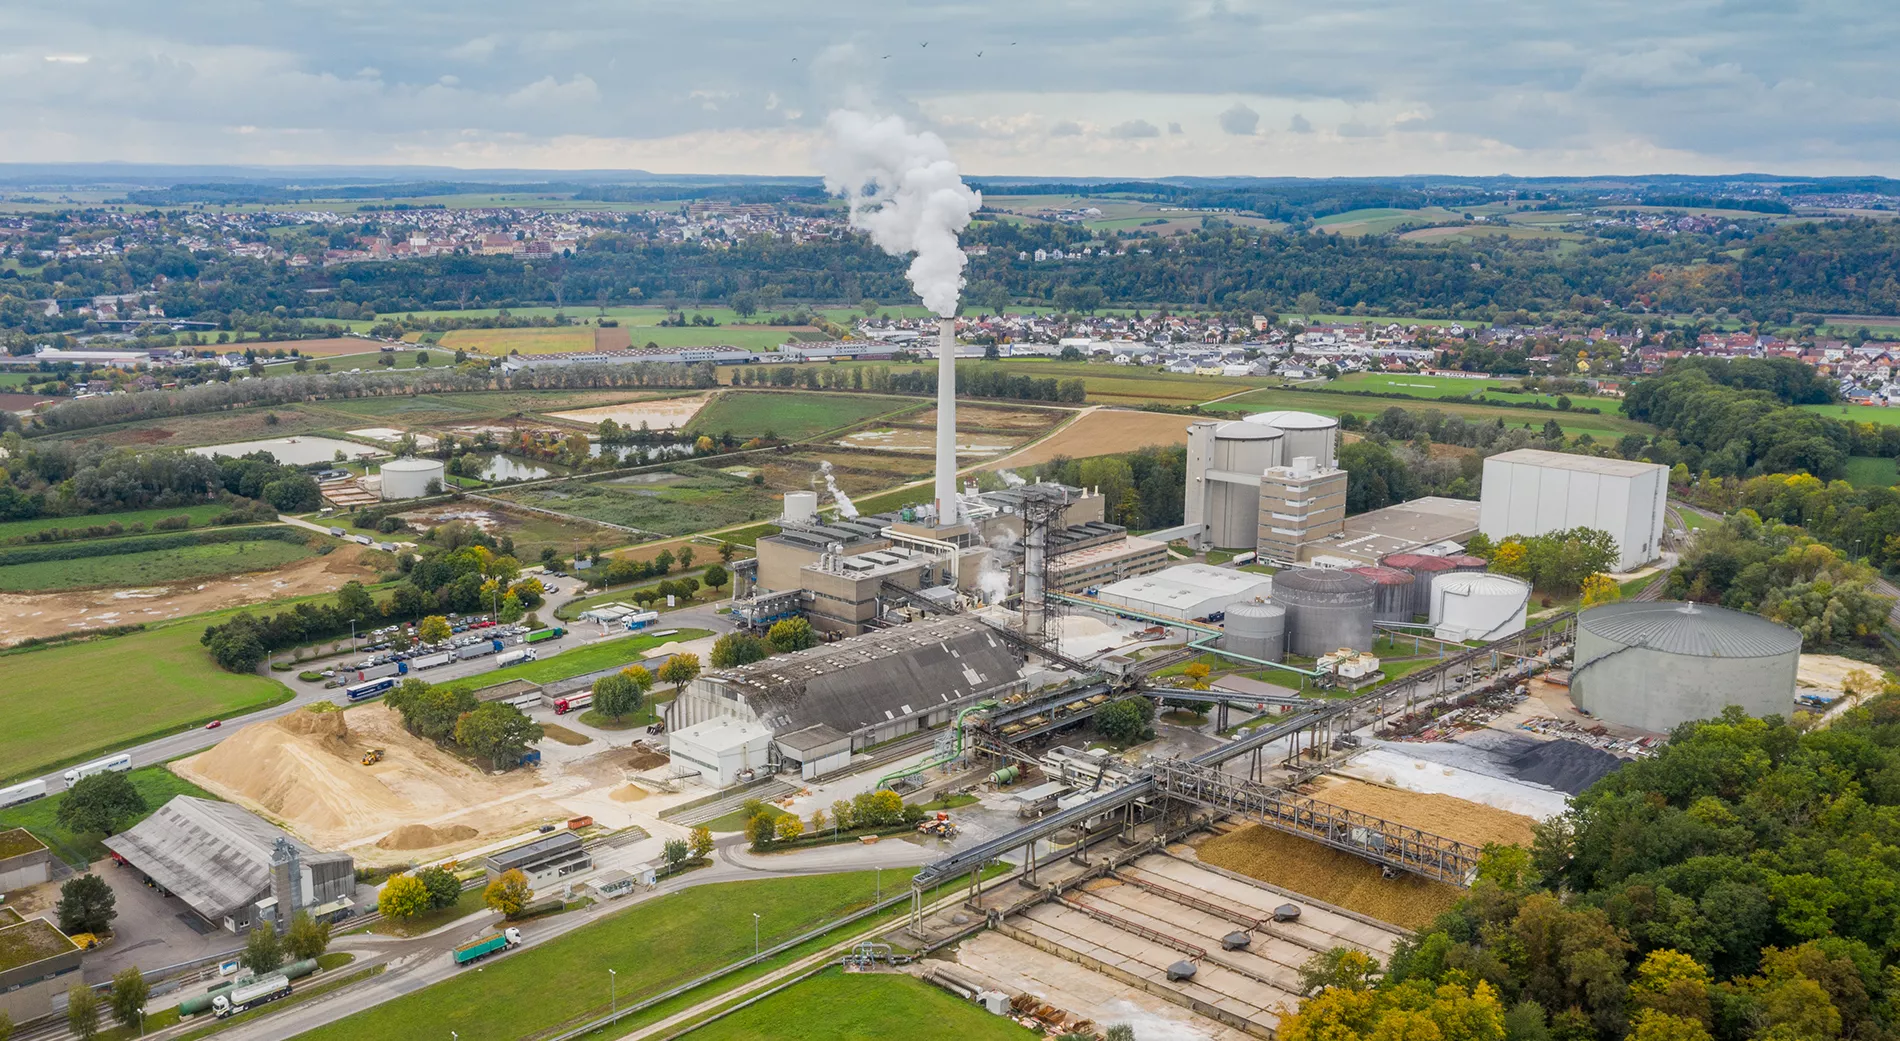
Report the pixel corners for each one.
[1285,697,1900,1040]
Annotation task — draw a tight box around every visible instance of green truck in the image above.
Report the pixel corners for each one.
[524,626,566,645]
[453,926,523,966]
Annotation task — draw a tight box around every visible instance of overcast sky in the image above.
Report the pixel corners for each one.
[5,0,1895,178]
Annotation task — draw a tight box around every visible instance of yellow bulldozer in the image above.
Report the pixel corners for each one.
[361,748,385,766]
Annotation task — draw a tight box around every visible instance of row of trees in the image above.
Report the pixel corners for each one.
[707,618,818,668]
[1466,528,1622,597]
[1664,512,1894,649]
[383,678,544,769]
[0,439,318,522]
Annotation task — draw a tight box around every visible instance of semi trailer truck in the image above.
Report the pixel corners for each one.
[453,927,523,966]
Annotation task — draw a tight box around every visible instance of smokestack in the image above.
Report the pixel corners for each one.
[935,317,959,526]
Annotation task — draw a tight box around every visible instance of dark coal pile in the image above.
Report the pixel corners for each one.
[1506,739,1623,795]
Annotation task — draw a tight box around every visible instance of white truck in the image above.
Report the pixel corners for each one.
[213,974,292,1017]
[495,649,538,669]
[0,779,47,809]
[63,753,132,785]
[413,651,455,671]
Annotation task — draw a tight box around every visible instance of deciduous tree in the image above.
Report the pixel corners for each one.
[55,875,116,935]
[286,910,332,960]
[108,967,148,1030]
[484,869,533,918]
[377,874,430,920]
[57,773,147,836]
[417,615,452,645]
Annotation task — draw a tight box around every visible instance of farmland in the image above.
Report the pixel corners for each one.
[1332,372,1621,408]
[684,969,1036,1041]
[439,327,597,355]
[293,870,917,1041]
[0,502,235,543]
[0,608,295,782]
[687,391,905,440]
[1801,401,1900,428]
[1202,386,1655,440]
[997,408,1190,467]
[0,532,317,592]
[493,468,786,535]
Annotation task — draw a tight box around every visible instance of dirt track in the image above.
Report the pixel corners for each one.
[0,544,381,646]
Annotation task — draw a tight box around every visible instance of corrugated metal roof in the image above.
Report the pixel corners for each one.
[102,797,349,922]
[1579,600,1801,658]
[1486,448,1665,478]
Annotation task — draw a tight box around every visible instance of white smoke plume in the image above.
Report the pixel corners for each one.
[818,110,982,317]
[975,559,1010,606]
[819,460,858,518]
[999,469,1026,487]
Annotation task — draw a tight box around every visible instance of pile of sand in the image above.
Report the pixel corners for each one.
[609,785,648,803]
[376,823,480,850]
[1314,777,1538,847]
[1194,825,1460,930]
[174,703,562,858]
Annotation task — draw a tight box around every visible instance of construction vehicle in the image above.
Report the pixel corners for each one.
[361,748,385,766]
[915,812,958,838]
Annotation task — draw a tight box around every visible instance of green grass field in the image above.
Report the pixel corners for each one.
[496,472,782,536]
[0,607,303,783]
[0,766,215,864]
[475,629,710,687]
[293,870,915,1041]
[0,503,235,542]
[1203,386,1654,440]
[1845,456,1899,489]
[1332,372,1620,409]
[553,570,723,622]
[258,351,461,378]
[688,391,900,440]
[0,534,316,592]
[1803,402,1900,428]
[818,359,1266,406]
[683,968,1035,1041]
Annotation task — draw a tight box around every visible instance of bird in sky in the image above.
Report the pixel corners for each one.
[882,54,891,59]
[920,41,928,48]
[976,50,983,57]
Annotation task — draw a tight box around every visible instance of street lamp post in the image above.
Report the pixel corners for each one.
[138,1006,146,1038]
[875,866,881,902]
[609,968,617,1019]
[753,912,760,958]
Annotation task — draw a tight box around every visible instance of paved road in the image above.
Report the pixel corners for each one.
[25,578,731,798]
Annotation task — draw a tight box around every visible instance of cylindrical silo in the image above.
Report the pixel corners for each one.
[782,491,819,525]
[1204,421,1285,548]
[1346,566,1416,623]
[1571,601,1802,733]
[379,457,445,499]
[1273,568,1375,657]
[1241,410,1338,468]
[1220,600,1286,663]
[1429,573,1530,641]
[1382,553,1458,618]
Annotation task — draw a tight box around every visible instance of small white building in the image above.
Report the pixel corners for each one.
[667,716,775,787]
[1093,564,1274,621]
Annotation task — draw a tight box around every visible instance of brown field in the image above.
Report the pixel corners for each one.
[0,392,56,411]
[440,327,597,356]
[1312,777,1537,848]
[0,544,382,646]
[1193,824,1461,930]
[595,326,633,351]
[994,408,1190,467]
[900,403,1073,433]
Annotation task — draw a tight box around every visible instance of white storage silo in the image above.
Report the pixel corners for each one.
[782,491,819,525]
[1241,410,1337,468]
[1429,573,1530,642]
[1201,421,1284,548]
[379,457,446,500]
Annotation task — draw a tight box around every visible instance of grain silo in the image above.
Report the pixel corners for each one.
[1382,553,1458,618]
[1241,410,1338,468]
[1428,573,1530,642]
[1219,600,1286,663]
[379,457,446,500]
[1346,566,1416,623]
[1571,601,1802,732]
[1195,421,1285,548]
[1274,568,1375,657]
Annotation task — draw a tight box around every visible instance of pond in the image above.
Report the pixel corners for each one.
[460,453,573,482]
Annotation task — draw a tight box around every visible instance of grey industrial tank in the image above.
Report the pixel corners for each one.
[1219,600,1286,662]
[1345,566,1416,623]
[1273,568,1375,657]
[1571,600,1802,732]
[1241,410,1338,468]
[1202,421,1285,548]
[1381,553,1458,618]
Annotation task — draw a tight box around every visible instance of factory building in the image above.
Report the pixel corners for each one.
[670,615,1024,753]
[0,829,51,891]
[1093,564,1274,622]
[1570,601,1802,732]
[104,797,355,934]
[1480,449,1667,571]
[1184,411,1347,559]
[0,912,81,1025]
[482,832,593,890]
[667,716,776,786]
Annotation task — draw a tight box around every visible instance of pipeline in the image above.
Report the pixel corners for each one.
[1186,634,1324,679]
[877,699,997,789]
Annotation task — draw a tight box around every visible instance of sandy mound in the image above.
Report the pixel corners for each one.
[377,823,480,850]
[174,703,563,859]
[609,785,648,803]
[1313,777,1537,847]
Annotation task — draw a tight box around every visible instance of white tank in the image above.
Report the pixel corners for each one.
[1429,572,1531,642]
[1203,421,1284,548]
[782,491,819,525]
[379,457,445,500]
[1241,410,1337,468]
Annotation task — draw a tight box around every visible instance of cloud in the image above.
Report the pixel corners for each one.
[1337,119,1381,138]
[1109,119,1160,138]
[1218,102,1259,135]
[1288,113,1313,134]
[1049,120,1084,137]
[1167,121,1183,134]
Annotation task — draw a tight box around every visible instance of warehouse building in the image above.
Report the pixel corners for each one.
[1479,449,1666,571]
[103,797,355,934]
[1093,564,1274,622]
[0,911,81,1025]
[668,716,776,787]
[482,832,593,890]
[670,615,1023,751]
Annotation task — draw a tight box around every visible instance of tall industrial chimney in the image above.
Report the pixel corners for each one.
[934,317,959,525]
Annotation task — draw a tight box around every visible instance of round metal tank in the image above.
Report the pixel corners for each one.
[783,490,819,524]
[1443,554,1488,574]
[1241,410,1337,468]
[1346,566,1416,623]
[1273,568,1375,657]
[1572,601,1802,733]
[1429,572,1530,641]
[379,457,445,500]
[1382,553,1458,618]
[1220,600,1286,663]
[1205,421,1285,548]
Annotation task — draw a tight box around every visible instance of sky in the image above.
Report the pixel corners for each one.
[4,0,1896,178]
